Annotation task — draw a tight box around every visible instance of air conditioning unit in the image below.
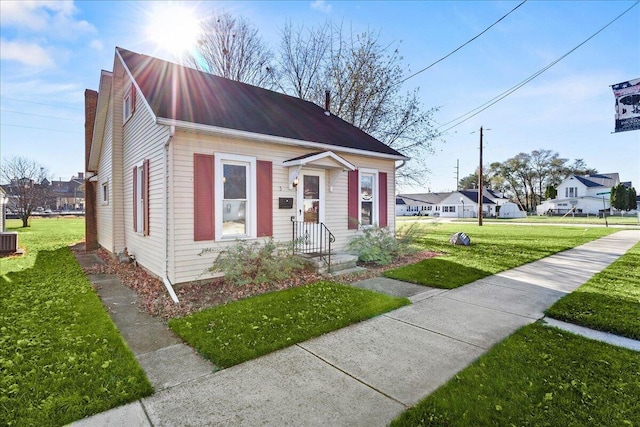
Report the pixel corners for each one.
[0,232,18,254]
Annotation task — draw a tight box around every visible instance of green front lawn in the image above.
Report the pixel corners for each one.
[392,323,640,427]
[385,224,617,288]
[169,281,409,368]
[0,219,153,427]
[546,242,640,340]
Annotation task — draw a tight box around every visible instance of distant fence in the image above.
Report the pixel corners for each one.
[5,212,85,219]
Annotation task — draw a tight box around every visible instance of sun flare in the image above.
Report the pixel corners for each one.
[146,3,201,57]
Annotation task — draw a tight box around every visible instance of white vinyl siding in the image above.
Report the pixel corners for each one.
[121,69,169,279]
[168,131,396,285]
[96,101,113,252]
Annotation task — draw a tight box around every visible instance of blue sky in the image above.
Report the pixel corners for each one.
[1,0,638,193]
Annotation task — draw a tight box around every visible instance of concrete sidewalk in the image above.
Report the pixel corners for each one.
[71,230,639,426]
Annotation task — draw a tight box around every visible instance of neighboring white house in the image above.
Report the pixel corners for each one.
[0,187,6,232]
[536,173,622,215]
[396,189,508,218]
[86,47,407,300]
[395,193,446,216]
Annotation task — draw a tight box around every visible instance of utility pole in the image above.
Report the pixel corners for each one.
[455,159,460,190]
[478,127,483,226]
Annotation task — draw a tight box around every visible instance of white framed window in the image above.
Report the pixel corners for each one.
[215,153,256,240]
[359,169,378,227]
[135,162,145,233]
[123,83,135,123]
[101,181,109,204]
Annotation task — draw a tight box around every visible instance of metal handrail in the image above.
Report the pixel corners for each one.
[291,218,335,273]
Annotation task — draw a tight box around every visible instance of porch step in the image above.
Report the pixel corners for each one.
[299,252,360,275]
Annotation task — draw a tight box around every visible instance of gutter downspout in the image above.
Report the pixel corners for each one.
[163,125,179,303]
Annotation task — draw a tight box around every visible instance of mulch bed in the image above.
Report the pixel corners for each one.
[72,244,438,321]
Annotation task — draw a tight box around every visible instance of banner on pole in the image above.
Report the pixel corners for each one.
[612,78,640,133]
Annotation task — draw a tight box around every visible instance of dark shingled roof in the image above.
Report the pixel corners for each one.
[459,190,495,204]
[573,176,602,187]
[117,48,405,158]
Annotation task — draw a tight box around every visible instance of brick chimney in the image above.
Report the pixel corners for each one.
[324,90,330,116]
[84,89,99,250]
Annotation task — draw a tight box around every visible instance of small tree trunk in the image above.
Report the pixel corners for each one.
[21,215,29,228]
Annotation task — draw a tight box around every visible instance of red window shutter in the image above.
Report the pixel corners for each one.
[194,154,215,241]
[131,85,136,113]
[378,172,388,227]
[347,169,359,229]
[133,166,138,232]
[257,160,273,237]
[143,159,150,236]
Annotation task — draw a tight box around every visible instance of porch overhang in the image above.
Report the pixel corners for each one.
[282,151,356,192]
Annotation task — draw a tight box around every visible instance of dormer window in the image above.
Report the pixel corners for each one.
[123,83,136,123]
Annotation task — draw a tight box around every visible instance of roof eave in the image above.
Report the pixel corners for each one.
[157,117,409,161]
[88,70,113,172]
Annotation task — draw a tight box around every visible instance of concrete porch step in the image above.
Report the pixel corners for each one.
[298,252,360,275]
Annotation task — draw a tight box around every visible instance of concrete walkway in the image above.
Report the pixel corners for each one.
[71,230,639,426]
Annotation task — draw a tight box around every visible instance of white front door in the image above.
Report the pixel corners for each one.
[296,170,325,253]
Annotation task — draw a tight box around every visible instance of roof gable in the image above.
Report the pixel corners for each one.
[116,47,405,159]
[573,175,602,187]
[568,173,619,189]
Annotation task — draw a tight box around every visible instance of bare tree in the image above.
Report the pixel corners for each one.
[278,22,440,186]
[186,11,275,87]
[489,150,596,210]
[1,157,52,227]
[277,21,329,99]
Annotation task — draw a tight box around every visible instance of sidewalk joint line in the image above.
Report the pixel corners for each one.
[295,344,409,408]
[381,314,488,350]
[140,400,155,427]
[436,294,540,321]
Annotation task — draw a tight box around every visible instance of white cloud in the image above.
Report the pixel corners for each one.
[0,39,54,67]
[0,1,96,38]
[90,39,104,51]
[310,0,332,14]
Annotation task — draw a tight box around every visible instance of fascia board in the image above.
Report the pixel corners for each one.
[157,117,409,161]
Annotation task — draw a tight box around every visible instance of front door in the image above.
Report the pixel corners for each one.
[296,170,325,253]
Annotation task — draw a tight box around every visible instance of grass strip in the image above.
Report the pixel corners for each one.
[0,219,153,427]
[385,224,616,288]
[546,242,640,340]
[169,281,409,368]
[391,323,640,427]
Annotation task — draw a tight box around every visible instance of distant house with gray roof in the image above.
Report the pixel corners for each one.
[536,173,626,215]
[396,189,509,218]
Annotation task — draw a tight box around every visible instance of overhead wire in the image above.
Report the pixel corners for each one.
[0,96,79,110]
[0,123,83,134]
[398,0,528,86]
[436,1,639,134]
[0,109,83,122]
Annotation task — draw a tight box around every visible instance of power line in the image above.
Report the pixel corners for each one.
[0,123,83,134]
[438,1,639,134]
[0,109,82,122]
[398,0,528,86]
[0,96,79,111]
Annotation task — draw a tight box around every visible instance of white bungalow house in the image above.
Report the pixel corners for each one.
[395,193,446,216]
[536,173,621,215]
[85,47,407,301]
[0,186,6,232]
[396,189,508,218]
